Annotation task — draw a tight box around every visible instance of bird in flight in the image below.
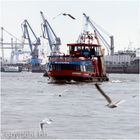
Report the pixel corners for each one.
[95,83,125,108]
[62,13,76,20]
[40,118,52,131]
[53,13,76,20]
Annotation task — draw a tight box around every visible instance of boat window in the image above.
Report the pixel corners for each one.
[73,46,81,51]
[85,65,94,72]
[50,64,81,71]
[61,64,81,71]
[69,46,74,52]
[82,48,91,57]
[80,65,86,72]
[90,47,95,56]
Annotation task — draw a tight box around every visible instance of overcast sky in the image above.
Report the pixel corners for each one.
[0,0,139,58]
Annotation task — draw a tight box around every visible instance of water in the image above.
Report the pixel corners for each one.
[1,72,139,139]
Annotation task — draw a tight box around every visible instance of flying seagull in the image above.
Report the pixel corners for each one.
[53,13,76,20]
[62,13,76,20]
[95,83,125,108]
[40,118,52,131]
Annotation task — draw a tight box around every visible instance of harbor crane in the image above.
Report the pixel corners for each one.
[21,20,41,65]
[0,27,29,64]
[83,13,114,55]
[40,11,61,55]
[81,13,114,75]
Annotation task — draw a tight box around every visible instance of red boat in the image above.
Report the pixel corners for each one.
[47,32,109,82]
[41,12,109,82]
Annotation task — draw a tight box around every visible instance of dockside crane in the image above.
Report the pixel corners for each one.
[0,27,29,64]
[40,11,61,55]
[83,13,114,55]
[81,13,115,76]
[21,20,41,65]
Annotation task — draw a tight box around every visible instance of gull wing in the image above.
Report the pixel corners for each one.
[95,83,112,104]
[52,13,64,19]
[114,100,125,106]
[68,14,76,20]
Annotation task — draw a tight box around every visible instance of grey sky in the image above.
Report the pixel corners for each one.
[0,0,139,57]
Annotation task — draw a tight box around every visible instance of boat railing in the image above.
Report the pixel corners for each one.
[48,56,88,62]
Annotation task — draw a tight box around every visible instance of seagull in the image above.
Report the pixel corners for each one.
[95,83,125,108]
[53,13,76,20]
[40,118,52,131]
[62,13,76,20]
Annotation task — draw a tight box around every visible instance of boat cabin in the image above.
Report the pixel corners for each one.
[67,43,100,58]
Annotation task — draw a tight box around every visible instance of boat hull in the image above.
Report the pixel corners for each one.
[1,66,22,72]
[106,65,139,74]
[48,70,109,82]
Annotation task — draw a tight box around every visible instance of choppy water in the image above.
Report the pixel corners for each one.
[1,72,139,139]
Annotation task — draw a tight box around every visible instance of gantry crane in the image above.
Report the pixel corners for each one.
[0,27,27,64]
[83,13,114,55]
[40,11,61,55]
[81,13,115,76]
[21,20,41,65]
